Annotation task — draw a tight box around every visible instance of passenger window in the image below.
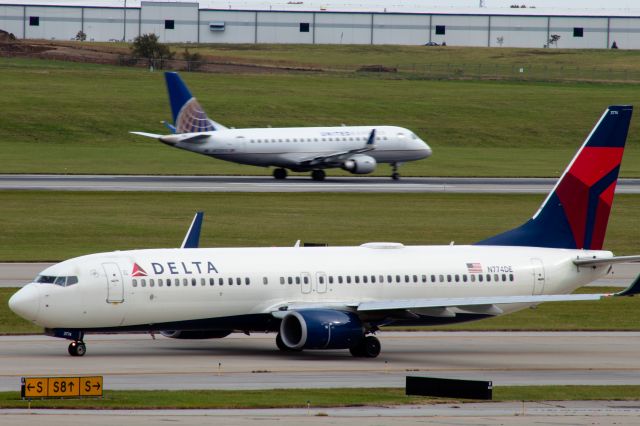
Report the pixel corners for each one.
[219,278,224,286]
[295,277,300,285]
[210,278,215,286]
[478,274,483,282]
[462,275,468,282]
[132,279,137,287]
[158,279,163,287]
[329,276,334,284]
[379,275,384,283]
[355,276,360,284]
[396,275,401,283]
[447,275,452,282]
[486,274,491,282]
[431,275,436,283]
[502,274,507,282]
[288,277,293,285]
[167,279,171,287]
[346,276,351,284]
[229,278,234,285]
[191,278,196,286]
[422,275,427,283]
[303,276,309,284]
[319,276,324,284]
[404,275,410,283]
[150,279,155,287]
[236,278,241,285]
[470,275,475,282]
[387,275,392,283]
[263,277,268,285]
[183,279,188,286]
[338,276,343,284]
[201,278,206,286]
[439,275,444,283]
[371,275,376,284]
[413,275,418,283]
[509,273,514,282]
[280,277,285,285]
[454,275,459,282]
[141,279,146,287]
[494,274,499,282]
[245,277,250,285]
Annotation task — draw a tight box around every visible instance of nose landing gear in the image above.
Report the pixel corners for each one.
[391,162,400,180]
[68,340,86,357]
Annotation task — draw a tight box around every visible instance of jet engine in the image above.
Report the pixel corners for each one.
[279,309,364,350]
[342,155,377,174]
[160,330,232,339]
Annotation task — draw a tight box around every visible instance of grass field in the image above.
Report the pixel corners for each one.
[1,385,639,408]
[0,191,638,260]
[1,57,640,176]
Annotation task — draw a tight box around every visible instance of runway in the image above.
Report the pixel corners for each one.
[1,332,639,392]
[1,174,640,193]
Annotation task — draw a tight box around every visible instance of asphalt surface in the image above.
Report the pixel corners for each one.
[3,402,640,426]
[1,332,639,392]
[1,174,640,193]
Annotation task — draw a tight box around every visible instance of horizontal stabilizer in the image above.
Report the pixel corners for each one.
[130,131,163,139]
[573,254,640,267]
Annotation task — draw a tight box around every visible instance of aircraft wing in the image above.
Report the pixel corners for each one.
[296,129,377,167]
[271,275,640,317]
[130,131,210,144]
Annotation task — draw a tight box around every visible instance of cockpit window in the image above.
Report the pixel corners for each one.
[35,275,78,287]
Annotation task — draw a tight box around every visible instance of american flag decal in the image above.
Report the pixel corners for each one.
[466,262,483,273]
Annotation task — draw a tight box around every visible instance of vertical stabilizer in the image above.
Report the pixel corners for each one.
[164,72,225,133]
[476,105,633,250]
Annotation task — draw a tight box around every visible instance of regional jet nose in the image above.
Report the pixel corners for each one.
[8,284,40,322]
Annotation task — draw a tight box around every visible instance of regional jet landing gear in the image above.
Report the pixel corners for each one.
[391,162,400,180]
[273,168,288,180]
[311,169,326,181]
[68,340,86,357]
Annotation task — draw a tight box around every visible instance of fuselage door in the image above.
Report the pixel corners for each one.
[531,258,545,295]
[317,272,327,294]
[301,272,312,294]
[103,262,124,303]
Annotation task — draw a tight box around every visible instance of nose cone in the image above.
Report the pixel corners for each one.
[417,140,433,159]
[9,284,40,323]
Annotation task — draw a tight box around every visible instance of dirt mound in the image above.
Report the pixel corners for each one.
[0,29,16,42]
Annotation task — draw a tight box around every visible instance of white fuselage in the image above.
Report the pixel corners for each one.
[168,125,431,169]
[14,244,609,330]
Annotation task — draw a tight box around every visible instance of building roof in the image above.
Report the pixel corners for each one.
[2,0,639,17]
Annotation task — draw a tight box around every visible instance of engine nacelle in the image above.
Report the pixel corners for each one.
[342,155,377,174]
[280,309,364,350]
[160,330,232,339]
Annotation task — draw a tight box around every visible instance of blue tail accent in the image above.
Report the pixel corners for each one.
[181,212,204,249]
[476,105,632,249]
[165,72,194,125]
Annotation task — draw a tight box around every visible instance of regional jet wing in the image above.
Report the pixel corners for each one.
[130,131,210,144]
[296,129,377,167]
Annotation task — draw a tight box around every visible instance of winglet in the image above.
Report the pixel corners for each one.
[615,273,640,297]
[181,212,204,249]
[366,129,376,146]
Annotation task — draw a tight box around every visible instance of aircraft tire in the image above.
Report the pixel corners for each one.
[350,336,381,358]
[391,172,400,180]
[68,341,87,357]
[273,168,288,180]
[311,170,326,181]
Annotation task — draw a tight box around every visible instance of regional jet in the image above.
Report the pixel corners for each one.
[10,106,640,358]
[131,72,432,180]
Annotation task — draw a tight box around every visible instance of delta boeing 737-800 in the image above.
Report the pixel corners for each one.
[131,72,431,180]
[9,105,640,358]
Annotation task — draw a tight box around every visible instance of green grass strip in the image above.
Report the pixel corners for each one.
[0,386,639,409]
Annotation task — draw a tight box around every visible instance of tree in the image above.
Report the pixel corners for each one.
[131,33,174,69]
[182,48,202,72]
[548,34,560,48]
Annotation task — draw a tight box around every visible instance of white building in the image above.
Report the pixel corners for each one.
[0,1,638,48]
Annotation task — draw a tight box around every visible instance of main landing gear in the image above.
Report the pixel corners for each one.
[391,162,400,180]
[273,168,288,180]
[349,336,381,358]
[68,340,87,357]
[311,169,326,181]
